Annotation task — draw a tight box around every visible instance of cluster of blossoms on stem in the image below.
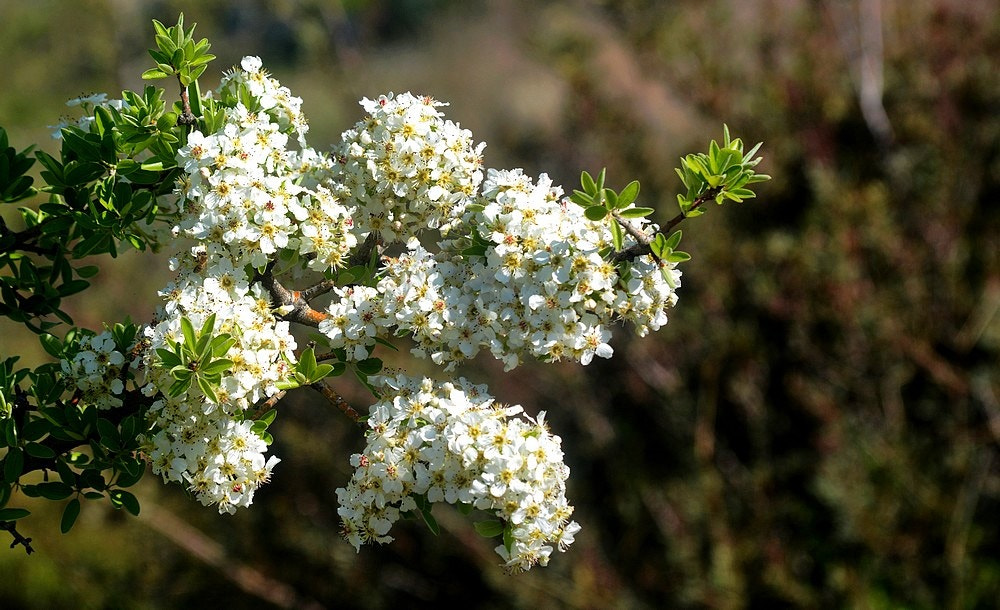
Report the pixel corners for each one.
[50,52,695,571]
[60,330,127,411]
[136,56,344,513]
[333,92,486,242]
[325,168,681,370]
[174,56,358,273]
[139,248,294,513]
[336,374,580,573]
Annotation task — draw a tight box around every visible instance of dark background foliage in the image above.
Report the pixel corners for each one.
[1,0,998,607]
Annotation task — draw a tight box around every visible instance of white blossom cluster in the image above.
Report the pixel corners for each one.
[139,249,293,513]
[51,53,688,572]
[333,91,486,242]
[136,56,344,513]
[336,374,580,573]
[330,168,681,370]
[60,330,127,410]
[174,56,358,273]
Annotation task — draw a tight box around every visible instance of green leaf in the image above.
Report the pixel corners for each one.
[420,505,440,536]
[298,348,318,376]
[617,180,640,208]
[503,522,514,552]
[257,408,278,427]
[667,250,691,263]
[97,418,121,450]
[604,188,618,209]
[115,461,145,488]
[24,442,56,459]
[617,207,654,219]
[3,448,24,483]
[211,336,237,358]
[76,265,99,279]
[610,220,624,251]
[197,376,219,403]
[156,348,182,369]
[584,206,608,221]
[33,481,74,500]
[199,312,217,338]
[473,520,505,538]
[356,357,383,376]
[38,333,62,358]
[111,490,140,516]
[199,358,233,376]
[570,190,592,207]
[58,279,90,297]
[0,508,30,521]
[180,317,196,349]
[580,171,596,195]
[665,230,682,250]
[61,498,81,533]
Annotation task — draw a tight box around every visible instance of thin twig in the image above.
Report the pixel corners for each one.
[177,79,196,126]
[1,521,35,555]
[297,279,338,303]
[311,381,362,424]
[255,264,330,327]
[611,188,718,263]
[246,390,287,420]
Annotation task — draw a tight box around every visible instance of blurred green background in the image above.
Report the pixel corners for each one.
[2,0,999,607]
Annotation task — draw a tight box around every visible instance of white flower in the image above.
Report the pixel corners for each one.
[335,375,579,571]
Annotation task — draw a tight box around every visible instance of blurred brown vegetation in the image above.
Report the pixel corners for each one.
[1,0,999,608]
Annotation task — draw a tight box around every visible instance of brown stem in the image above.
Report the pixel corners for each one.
[141,500,322,609]
[177,80,196,126]
[310,381,362,423]
[297,279,338,303]
[255,264,330,327]
[610,187,720,263]
[246,390,287,421]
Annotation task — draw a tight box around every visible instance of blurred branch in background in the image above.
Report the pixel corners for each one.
[827,0,895,149]
[141,500,323,610]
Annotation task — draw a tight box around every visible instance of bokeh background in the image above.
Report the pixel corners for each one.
[1,0,999,607]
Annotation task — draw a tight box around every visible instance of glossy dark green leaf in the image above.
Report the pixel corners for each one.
[0,508,30,521]
[355,357,383,376]
[24,442,56,459]
[111,489,140,516]
[60,498,81,533]
[3,448,24,483]
[34,481,74,500]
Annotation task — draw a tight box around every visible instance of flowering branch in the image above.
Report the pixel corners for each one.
[0,14,771,573]
[256,264,330,327]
